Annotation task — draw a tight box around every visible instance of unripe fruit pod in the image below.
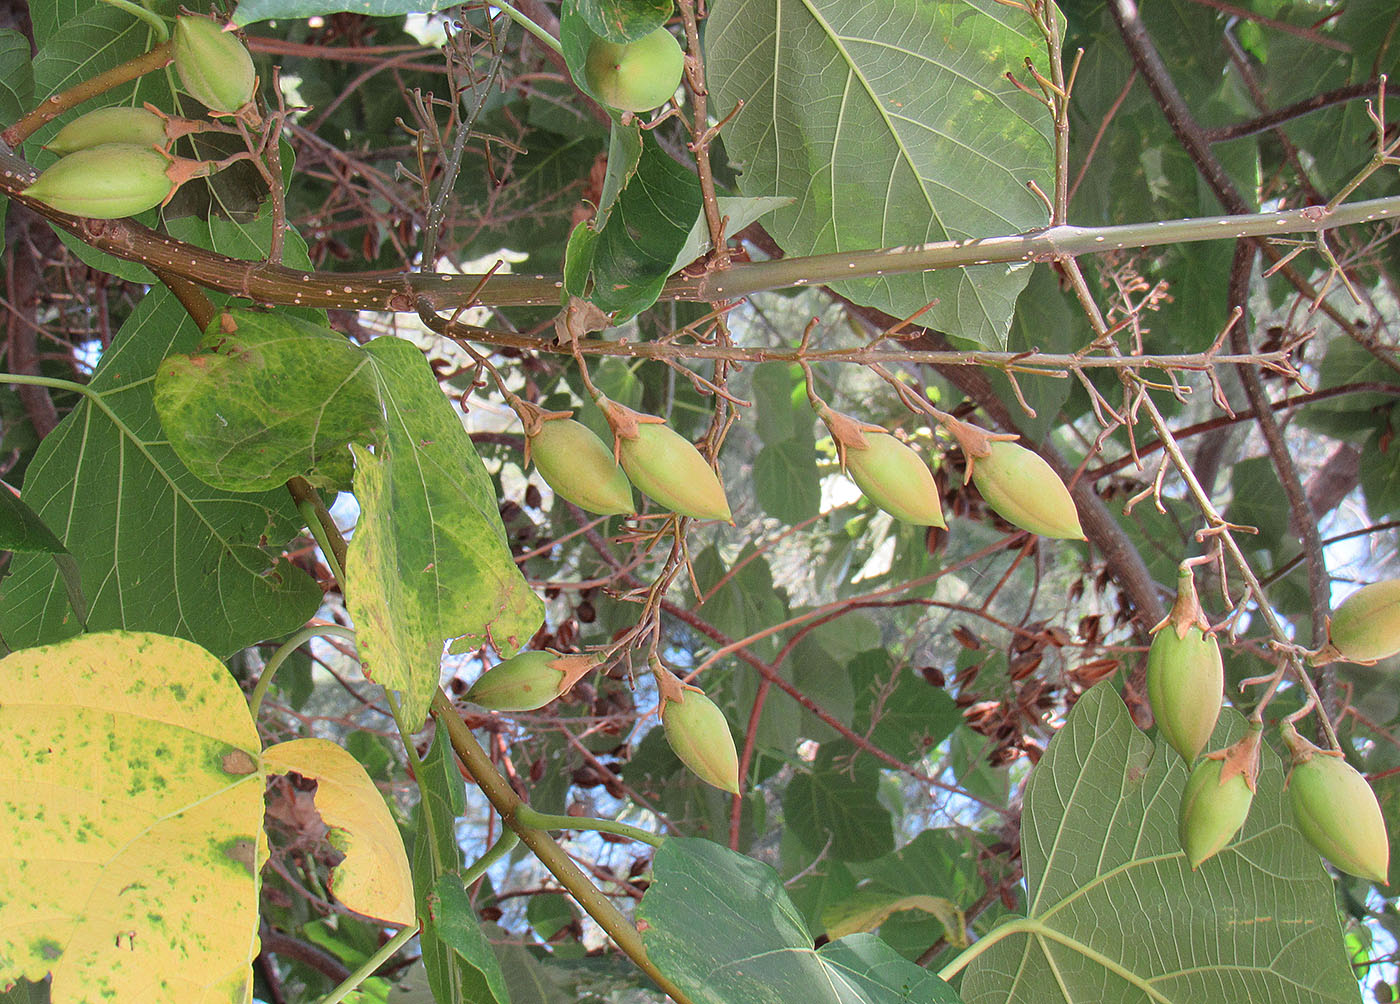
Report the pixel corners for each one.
[1147,625,1223,763]
[1324,579,1400,664]
[1287,744,1389,883]
[23,143,174,218]
[46,106,166,156]
[465,651,593,712]
[529,418,633,516]
[173,16,256,115]
[1178,756,1254,869]
[844,432,945,527]
[618,422,731,522]
[971,440,1085,540]
[582,27,685,113]
[662,689,741,794]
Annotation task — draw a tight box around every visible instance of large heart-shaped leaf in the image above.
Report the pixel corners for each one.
[639,837,964,1003]
[0,631,266,1004]
[706,0,1053,349]
[956,684,1359,1004]
[0,289,321,657]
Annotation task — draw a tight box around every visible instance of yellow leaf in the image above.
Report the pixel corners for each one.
[262,738,415,925]
[0,631,265,1004]
[822,891,967,947]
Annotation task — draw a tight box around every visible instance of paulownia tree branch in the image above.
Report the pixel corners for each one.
[1107,0,1335,646]
[2,145,1399,318]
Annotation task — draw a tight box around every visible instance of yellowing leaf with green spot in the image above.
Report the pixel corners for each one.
[346,338,545,731]
[0,631,265,1004]
[263,738,415,926]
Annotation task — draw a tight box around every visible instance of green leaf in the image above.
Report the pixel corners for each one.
[753,440,821,524]
[412,728,496,1004]
[30,8,175,127]
[693,544,787,661]
[1360,430,1400,518]
[854,665,960,765]
[570,0,672,44]
[0,488,87,633]
[596,118,643,229]
[751,361,808,446]
[706,0,1053,348]
[845,828,1001,961]
[527,891,577,941]
[0,485,66,554]
[154,310,383,493]
[567,132,703,319]
[429,874,512,1004]
[639,838,963,1003]
[0,631,265,1004]
[0,33,33,188]
[669,195,793,273]
[1224,455,1291,553]
[345,337,543,730]
[234,0,450,25]
[821,891,963,944]
[0,289,321,657]
[785,747,895,862]
[958,683,1360,1004]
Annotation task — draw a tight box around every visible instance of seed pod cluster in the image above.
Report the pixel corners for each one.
[22,32,251,221]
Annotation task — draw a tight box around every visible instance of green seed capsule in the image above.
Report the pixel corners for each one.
[1326,579,1400,664]
[582,27,685,113]
[844,432,946,527]
[47,106,166,156]
[23,143,174,218]
[465,651,594,712]
[1178,757,1254,869]
[529,418,633,515]
[1147,625,1223,764]
[618,422,731,522]
[173,15,256,114]
[971,440,1084,540]
[1288,748,1389,883]
[662,688,741,794]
